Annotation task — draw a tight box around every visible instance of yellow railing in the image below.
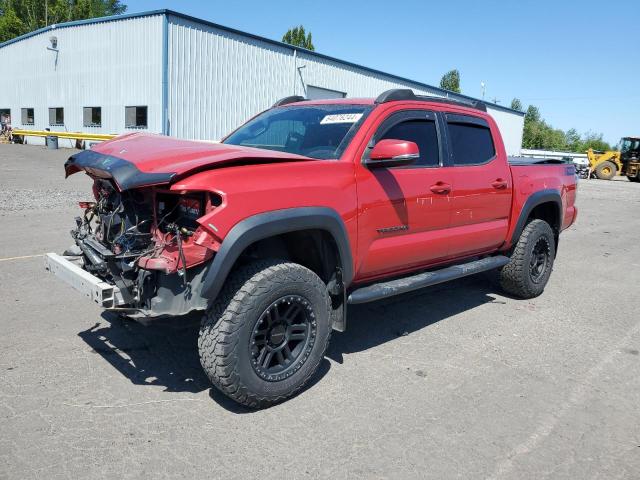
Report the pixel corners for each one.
[11,129,117,142]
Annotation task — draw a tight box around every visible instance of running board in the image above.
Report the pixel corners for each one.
[347,255,510,305]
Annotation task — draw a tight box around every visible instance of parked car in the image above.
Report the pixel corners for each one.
[46,89,578,407]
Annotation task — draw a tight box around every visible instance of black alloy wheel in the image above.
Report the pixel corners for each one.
[250,295,316,382]
[529,237,551,283]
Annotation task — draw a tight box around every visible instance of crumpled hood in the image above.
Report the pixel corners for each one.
[65,132,313,190]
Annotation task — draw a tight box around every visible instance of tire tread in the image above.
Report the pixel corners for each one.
[198,259,331,408]
[500,219,555,299]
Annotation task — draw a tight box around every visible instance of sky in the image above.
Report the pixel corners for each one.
[127,0,638,145]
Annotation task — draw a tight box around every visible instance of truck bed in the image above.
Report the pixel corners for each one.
[508,156,570,166]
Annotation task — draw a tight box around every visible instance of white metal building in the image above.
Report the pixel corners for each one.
[0,9,525,154]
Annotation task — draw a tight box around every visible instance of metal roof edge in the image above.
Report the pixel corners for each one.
[0,9,168,49]
[0,8,525,117]
[163,10,524,116]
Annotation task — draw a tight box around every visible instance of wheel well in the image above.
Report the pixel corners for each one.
[239,229,342,285]
[527,201,560,245]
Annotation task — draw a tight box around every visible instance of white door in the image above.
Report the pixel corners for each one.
[306,85,346,100]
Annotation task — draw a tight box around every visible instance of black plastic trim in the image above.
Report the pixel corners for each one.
[445,113,490,128]
[374,89,487,112]
[435,112,453,167]
[415,95,487,112]
[201,207,354,301]
[273,95,306,107]
[509,189,562,245]
[65,150,175,190]
[348,255,510,304]
[375,89,416,103]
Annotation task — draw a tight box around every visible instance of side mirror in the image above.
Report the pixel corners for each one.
[365,139,419,168]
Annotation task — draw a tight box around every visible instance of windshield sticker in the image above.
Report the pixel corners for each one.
[320,113,363,125]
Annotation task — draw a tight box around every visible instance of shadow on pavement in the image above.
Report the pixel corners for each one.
[79,312,210,394]
[327,273,502,363]
[78,272,501,411]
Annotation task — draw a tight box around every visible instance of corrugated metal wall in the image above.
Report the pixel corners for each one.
[0,11,524,154]
[167,16,449,142]
[486,106,524,157]
[167,15,523,154]
[167,15,294,141]
[0,15,163,146]
[295,50,445,99]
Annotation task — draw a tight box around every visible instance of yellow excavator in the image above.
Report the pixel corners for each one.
[587,137,640,182]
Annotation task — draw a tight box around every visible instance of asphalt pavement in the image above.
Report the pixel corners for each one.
[1,144,639,479]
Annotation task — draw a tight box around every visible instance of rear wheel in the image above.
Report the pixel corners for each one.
[627,175,640,183]
[198,259,331,408]
[500,219,556,299]
[595,161,617,180]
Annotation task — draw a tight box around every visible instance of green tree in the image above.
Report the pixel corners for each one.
[510,98,523,112]
[580,132,611,152]
[439,69,461,93]
[525,105,541,124]
[521,103,611,152]
[564,128,581,152]
[0,4,23,42]
[0,0,126,43]
[282,25,314,51]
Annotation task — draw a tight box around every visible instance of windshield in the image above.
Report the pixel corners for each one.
[223,104,372,159]
[620,138,640,153]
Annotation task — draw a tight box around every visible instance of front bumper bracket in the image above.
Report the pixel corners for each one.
[44,253,126,308]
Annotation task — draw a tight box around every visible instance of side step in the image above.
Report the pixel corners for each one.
[347,255,510,305]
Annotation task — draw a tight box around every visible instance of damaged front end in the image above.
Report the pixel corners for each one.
[51,152,222,320]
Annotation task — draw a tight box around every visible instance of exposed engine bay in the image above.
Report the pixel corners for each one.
[69,178,218,318]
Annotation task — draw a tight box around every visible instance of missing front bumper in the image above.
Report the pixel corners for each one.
[44,253,126,308]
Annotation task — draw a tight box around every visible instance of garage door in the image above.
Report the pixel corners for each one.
[306,85,346,100]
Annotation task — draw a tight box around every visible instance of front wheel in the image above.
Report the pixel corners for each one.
[198,259,332,408]
[594,161,617,180]
[500,219,556,299]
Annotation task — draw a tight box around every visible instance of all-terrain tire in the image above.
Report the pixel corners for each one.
[500,219,556,299]
[627,175,640,183]
[198,259,332,408]
[594,161,617,180]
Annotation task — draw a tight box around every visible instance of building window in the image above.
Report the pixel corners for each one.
[21,108,34,125]
[49,107,64,126]
[83,107,102,127]
[125,106,148,129]
[0,109,10,125]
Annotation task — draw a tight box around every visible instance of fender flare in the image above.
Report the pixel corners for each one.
[201,207,353,301]
[509,189,562,246]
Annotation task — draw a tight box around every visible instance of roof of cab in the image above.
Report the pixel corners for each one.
[275,89,488,114]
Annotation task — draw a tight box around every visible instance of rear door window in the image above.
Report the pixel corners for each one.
[446,114,495,165]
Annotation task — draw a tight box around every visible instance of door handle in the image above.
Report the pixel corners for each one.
[430,182,451,194]
[491,179,508,190]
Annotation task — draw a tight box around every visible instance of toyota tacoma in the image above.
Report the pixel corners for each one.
[45,89,578,408]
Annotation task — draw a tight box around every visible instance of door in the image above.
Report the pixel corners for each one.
[444,113,513,257]
[355,109,453,280]
[306,85,346,100]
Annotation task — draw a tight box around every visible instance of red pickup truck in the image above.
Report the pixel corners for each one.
[46,89,577,408]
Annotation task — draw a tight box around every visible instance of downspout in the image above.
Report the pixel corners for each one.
[292,48,297,95]
[161,13,169,135]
